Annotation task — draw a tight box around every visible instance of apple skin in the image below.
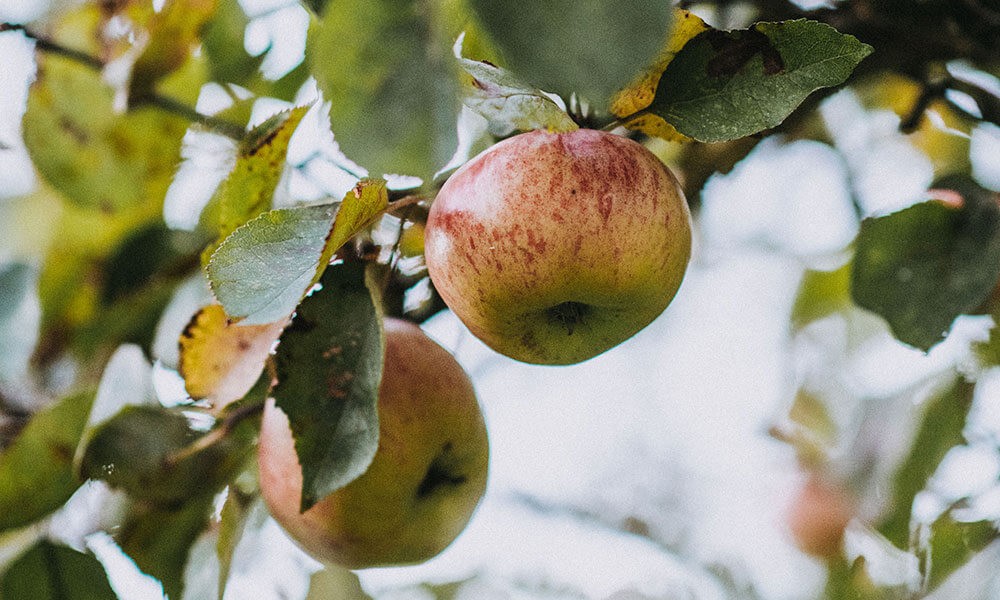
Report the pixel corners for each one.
[257,318,489,569]
[787,475,856,559]
[424,128,692,365]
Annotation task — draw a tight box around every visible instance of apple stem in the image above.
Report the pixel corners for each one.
[164,398,265,467]
[600,108,652,132]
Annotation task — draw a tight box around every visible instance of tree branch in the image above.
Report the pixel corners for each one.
[2,22,246,140]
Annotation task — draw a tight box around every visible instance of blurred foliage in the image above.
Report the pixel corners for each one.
[0,540,116,600]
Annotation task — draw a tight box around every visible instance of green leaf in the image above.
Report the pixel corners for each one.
[0,541,116,600]
[470,0,672,107]
[78,404,252,506]
[852,177,1000,351]
[877,375,974,548]
[647,20,872,142]
[0,391,94,532]
[117,495,216,600]
[207,179,388,325]
[926,511,996,588]
[308,0,461,178]
[207,204,337,325]
[791,261,852,330]
[974,325,1000,368]
[453,35,577,136]
[200,0,265,86]
[272,262,383,511]
[213,106,310,244]
[22,55,188,213]
[215,493,266,598]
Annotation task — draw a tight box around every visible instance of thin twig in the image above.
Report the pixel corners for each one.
[384,194,425,215]
[3,22,246,139]
[164,399,265,467]
[900,73,949,133]
[133,94,246,140]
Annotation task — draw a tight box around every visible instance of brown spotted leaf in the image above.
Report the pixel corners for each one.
[179,304,286,409]
[272,262,383,511]
[205,105,310,262]
[646,19,872,141]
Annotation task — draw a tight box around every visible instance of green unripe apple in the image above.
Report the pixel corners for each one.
[424,128,692,365]
[257,318,489,569]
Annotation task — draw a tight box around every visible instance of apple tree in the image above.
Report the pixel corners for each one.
[0,0,998,598]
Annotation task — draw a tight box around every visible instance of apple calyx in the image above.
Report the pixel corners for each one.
[416,441,469,498]
[546,301,590,335]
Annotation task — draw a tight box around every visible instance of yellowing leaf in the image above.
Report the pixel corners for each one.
[179,304,286,409]
[217,106,310,239]
[609,8,708,141]
[326,178,390,261]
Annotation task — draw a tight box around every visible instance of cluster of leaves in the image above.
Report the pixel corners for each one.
[0,0,997,598]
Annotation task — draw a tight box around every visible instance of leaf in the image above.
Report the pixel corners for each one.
[207,178,388,325]
[647,19,872,142]
[609,8,709,141]
[129,0,218,101]
[200,0,264,86]
[76,344,158,467]
[215,492,266,598]
[22,54,189,213]
[78,375,263,506]
[877,375,974,548]
[0,391,94,533]
[926,511,997,588]
[117,495,216,600]
[307,0,461,178]
[469,0,672,107]
[974,325,1000,368]
[791,261,852,330]
[453,34,577,136]
[272,262,383,511]
[0,541,116,600]
[179,304,286,407]
[77,405,249,506]
[852,177,1000,351]
[213,106,310,244]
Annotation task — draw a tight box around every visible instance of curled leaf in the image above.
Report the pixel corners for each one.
[454,34,576,136]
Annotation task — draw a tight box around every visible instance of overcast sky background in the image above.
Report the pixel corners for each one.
[2,1,1000,599]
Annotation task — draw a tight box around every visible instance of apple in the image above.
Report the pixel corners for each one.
[787,475,856,559]
[424,128,691,365]
[257,318,489,569]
